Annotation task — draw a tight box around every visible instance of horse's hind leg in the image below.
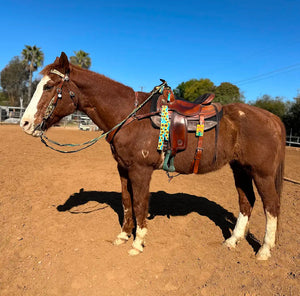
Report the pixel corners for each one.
[113,165,134,246]
[224,162,256,249]
[253,175,280,260]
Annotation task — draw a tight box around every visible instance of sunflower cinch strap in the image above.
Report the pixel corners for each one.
[157,105,170,151]
[157,92,176,172]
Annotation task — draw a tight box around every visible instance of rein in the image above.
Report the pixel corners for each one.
[39,73,166,153]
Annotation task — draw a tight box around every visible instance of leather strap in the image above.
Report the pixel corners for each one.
[192,115,204,174]
[105,117,136,144]
[105,111,160,144]
[106,91,160,144]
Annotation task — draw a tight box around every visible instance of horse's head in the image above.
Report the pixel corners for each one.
[20,52,79,136]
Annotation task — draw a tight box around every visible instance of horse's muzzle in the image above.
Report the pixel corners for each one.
[20,119,43,137]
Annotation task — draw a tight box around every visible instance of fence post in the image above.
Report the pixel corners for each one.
[20,97,23,119]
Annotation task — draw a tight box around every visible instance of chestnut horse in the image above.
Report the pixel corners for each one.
[20,52,285,260]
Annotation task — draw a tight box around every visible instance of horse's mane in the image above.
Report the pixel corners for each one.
[40,57,134,94]
[40,57,90,76]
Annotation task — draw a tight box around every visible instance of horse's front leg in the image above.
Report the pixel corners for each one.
[128,165,153,256]
[113,165,135,246]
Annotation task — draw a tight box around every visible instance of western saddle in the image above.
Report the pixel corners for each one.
[151,86,223,173]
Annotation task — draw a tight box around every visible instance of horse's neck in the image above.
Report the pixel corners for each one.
[73,69,135,132]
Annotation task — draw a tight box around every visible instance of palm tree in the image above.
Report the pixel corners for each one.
[69,50,91,69]
[21,45,44,104]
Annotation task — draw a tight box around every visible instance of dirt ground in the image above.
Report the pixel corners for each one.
[0,125,299,296]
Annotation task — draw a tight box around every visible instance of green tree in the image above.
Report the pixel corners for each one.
[174,79,197,99]
[214,82,244,104]
[252,95,286,119]
[0,57,29,106]
[174,78,215,101]
[21,45,44,104]
[69,50,91,69]
[0,91,8,105]
[174,78,244,104]
[283,95,300,136]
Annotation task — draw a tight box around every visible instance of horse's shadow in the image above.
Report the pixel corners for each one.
[57,189,261,252]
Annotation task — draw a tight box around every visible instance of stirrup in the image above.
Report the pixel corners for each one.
[163,150,175,172]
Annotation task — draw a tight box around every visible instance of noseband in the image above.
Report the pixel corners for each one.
[39,69,77,131]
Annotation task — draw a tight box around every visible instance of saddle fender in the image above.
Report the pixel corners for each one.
[170,113,188,156]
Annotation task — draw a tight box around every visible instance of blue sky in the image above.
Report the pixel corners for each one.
[0,0,299,102]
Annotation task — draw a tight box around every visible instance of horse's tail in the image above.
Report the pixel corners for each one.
[275,158,284,243]
[277,122,286,197]
[275,159,284,197]
[275,124,286,242]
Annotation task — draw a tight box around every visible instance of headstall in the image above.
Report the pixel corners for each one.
[40,69,77,131]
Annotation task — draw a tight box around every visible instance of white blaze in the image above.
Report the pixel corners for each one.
[20,76,50,135]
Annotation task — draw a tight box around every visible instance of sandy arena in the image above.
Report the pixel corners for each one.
[0,125,299,296]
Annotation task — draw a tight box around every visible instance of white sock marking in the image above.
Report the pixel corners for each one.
[224,212,248,248]
[129,226,147,255]
[257,211,277,260]
[264,211,277,248]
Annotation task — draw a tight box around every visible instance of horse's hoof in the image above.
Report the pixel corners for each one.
[256,246,271,260]
[113,238,127,246]
[223,237,237,249]
[128,248,142,256]
[128,240,144,256]
[113,232,129,246]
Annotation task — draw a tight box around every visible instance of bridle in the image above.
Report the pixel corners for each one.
[39,69,77,131]
[36,71,167,153]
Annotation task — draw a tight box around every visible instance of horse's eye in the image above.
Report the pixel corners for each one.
[43,84,53,91]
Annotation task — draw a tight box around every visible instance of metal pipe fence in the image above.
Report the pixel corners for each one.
[1,106,299,144]
[286,136,300,147]
[0,107,99,131]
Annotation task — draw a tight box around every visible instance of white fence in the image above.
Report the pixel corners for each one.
[286,136,300,147]
[0,106,25,122]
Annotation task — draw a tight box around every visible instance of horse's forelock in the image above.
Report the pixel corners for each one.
[40,57,67,76]
[40,64,53,76]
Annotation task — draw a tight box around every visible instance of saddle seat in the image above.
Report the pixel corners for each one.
[168,93,216,116]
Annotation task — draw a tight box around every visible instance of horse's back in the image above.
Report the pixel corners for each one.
[225,102,285,140]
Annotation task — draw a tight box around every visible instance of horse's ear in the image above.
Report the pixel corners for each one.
[59,52,70,73]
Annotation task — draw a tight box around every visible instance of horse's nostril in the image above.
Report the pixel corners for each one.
[20,120,28,128]
[20,120,31,131]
